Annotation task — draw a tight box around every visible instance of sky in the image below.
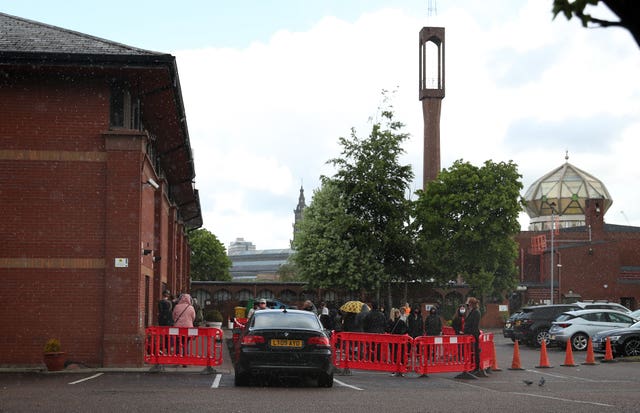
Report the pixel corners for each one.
[4,1,640,250]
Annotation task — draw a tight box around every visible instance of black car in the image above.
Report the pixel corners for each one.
[512,304,580,347]
[503,312,523,341]
[233,308,333,387]
[592,321,640,357]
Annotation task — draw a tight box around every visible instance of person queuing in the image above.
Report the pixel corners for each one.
[407,306,424,339]
[451,305,466,335]
[424,306,442,336]
[386,308,408,377]
[463,297,482,374]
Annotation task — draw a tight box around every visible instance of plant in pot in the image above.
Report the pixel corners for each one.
[204,309,223,328]
[43,338,66,371]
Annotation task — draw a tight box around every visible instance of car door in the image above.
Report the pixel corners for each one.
[605,312,636,330]
[579,312,611,337]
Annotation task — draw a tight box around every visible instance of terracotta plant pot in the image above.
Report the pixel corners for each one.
[43,352,66,371]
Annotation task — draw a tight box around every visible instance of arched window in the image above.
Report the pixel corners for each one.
[279,289,297,303]
[323,290,337,303]
[300,290,316,301]
[192,289,211,307]
[257,289,274,300]
[236,289,252,301]
[213,289,232,303]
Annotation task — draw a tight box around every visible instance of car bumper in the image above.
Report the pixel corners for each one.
[549,331,570,344]
[236,349,333,377]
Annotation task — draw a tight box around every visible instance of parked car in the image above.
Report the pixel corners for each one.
[592,320,640,357]
[574,301,631,314]
[503,312,523,341]
[512,304,581,347]
[233,308,333,387]
[549,309,637,351]
[629,309,640,319]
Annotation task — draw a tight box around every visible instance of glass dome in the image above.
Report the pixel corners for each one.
[524,158,612,231]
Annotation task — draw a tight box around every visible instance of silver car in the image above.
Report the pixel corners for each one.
[549,309,637,351]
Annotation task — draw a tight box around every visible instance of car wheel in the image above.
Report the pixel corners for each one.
[623,338,640,357]
[318,372,334,388]
[571,333,589,351]
[535,329,550,347]
[234,372,249,387]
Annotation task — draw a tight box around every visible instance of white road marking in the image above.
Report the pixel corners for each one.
[68,373,103,385]
[334,378,363,390]
[211,374,222,388]
[455,379,614,408]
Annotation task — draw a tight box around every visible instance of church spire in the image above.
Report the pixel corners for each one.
[291,185,306,248]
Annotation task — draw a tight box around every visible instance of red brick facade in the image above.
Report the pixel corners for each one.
[514,199,640,310]
[0,66,196,366]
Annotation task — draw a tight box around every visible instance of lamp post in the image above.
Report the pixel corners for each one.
[549,202,556,305]
[557,263,562,303]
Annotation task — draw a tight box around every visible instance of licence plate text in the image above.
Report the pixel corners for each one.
[271,339,303,348]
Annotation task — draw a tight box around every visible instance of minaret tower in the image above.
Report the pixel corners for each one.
[419,26,445,188]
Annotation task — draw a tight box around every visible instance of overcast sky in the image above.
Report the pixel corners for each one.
[5,1,640,250]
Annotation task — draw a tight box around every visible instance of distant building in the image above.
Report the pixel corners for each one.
[227,187,306,280]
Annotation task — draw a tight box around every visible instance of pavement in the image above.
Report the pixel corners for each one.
[0,327,236,375]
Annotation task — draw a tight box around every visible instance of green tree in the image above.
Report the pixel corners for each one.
[552,0,640,48]
[413,160,524,301]
[276,261,299,282]
[293,91,415,295]
[188,228,232,281]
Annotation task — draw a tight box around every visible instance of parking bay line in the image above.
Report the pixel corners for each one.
[68,373,103,385]
[334,378,363,390]
[210,374,222,388]
[455,379,614,408]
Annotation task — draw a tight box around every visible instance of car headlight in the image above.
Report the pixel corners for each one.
[607,335,621,342]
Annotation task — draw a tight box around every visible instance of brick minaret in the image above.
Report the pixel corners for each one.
[419,27,445,188]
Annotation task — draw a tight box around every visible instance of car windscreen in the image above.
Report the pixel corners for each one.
[253,312,321,330]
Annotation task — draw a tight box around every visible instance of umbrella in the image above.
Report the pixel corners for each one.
[340,300,367,313]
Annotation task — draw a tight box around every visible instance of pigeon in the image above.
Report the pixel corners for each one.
[523,380,533,385]
[539,377,546,387]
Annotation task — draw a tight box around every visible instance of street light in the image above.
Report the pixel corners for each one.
[557,263,562,303]
[549,202,557,305]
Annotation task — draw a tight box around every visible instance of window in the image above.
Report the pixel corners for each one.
[110,84,141,130]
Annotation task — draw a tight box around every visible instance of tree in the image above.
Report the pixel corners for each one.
[293,181,381,291]
[188,228,232,281]
[413,160,524,301]
[293,91,415,296]
[552,0,640,48]
[276,261,299,282]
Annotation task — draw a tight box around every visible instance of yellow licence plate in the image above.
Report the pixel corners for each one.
[271,339,303,348]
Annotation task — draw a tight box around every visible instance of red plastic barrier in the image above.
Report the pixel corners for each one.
[442,326,456,335]
[145,326,223,368]
[332,332,413,374]
[478,332,494,371]
[413,335,475,375]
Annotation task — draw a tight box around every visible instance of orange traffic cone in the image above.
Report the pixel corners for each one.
[582,338,597,365]
[490,340,502,372]
[508,340,524,370]
[536,340,553,368]
[561,340,578,367]
[602,337,615,362]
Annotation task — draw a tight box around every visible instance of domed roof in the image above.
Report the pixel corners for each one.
[524,157,612,229]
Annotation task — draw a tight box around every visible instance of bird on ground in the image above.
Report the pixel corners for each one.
[523,380,533,385]
[539,377,546,387]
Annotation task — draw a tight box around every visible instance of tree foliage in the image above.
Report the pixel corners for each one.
[413,160,524,300]
[552,0,640,48]
[188,228,232,281]
[293,91,415,293]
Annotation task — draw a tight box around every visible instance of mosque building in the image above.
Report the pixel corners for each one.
[513,155,640,310]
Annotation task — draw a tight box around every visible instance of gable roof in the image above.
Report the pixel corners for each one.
[0,12,202,229]
[0,12,163,58]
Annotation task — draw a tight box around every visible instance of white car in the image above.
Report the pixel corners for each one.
[549,309,637,351]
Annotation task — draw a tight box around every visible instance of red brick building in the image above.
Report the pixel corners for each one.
[0,13,201,367]
[513,159,640,311]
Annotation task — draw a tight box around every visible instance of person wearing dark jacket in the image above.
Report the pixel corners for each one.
[424,307,442,336]
[363,302,387,334]
[451,305,466,335]
[158,290,174,326]
[407,307,424,338]
[463,297,482,373]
